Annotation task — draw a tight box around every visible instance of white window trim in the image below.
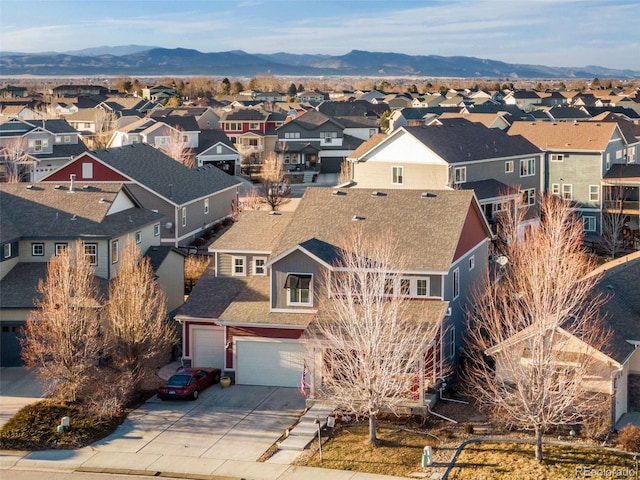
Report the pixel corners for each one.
[454,166,466,184]
[181,207,187,227]
[55,243,67,255]
[520,158,535,177]
[135,231,142,244]
[232,256,246,276]
[551,184,560,196]
[562,184,573,201]
[204,198,209,215]
[111,240,119,264]
[550,153,564,162]
[286,273,313,306]
[449,327,456,359]
[453,268,460,300]
[392,166,404,185]
[415,277,430,298]
[469,255,475,271]
[154,224,160,236]
[589,185,600,202]
[253,256,267,276]
[505,160,514,173]
[32,243,44,256]
[521,188,536,207]
[4,243,12,259]
[84,243,98,266]
[583,216,596,232]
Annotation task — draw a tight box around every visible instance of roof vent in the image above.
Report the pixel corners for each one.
[26,185,35,190]
[70,214,77,221]
[371,191,386,197]
[82,185,90,190]
[421,192,437,198]
[352,215,365,221]
[268,211,281,216]
[332,190,346,196]
[55,184,65,190]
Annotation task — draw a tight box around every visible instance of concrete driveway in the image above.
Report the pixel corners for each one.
[91,384,306,463]
[0,367,43,428]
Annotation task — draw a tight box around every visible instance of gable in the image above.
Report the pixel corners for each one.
[452,203,490,262]
[40,153,130,182]
[359,130,448,166]
[107,189,138,215]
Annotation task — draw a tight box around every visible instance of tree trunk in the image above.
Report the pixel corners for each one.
[535,426,543,462]
[369,414,378,446]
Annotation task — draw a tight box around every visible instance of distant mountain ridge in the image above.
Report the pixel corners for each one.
[1,47,638,78]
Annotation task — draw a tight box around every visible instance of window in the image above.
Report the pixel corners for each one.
[154,224,160,236]
[55,243,67,255]
[84,243,97,265]
[4,243,12,259]
[135,231,142,244]
[82,162,93,179]
[204,199,209,215]
[249,122,259,130]
[32,243,44,256]
[550,153,564,162]
[392,166,404,185]
[589,185,600,202]
[562,184,573,201]
[384,278,394,295]
[469,255,475,271]
[583,216,596,232]
[400,278,411,296]
[111,240,119,263]
[216,145,222,154]
[284,131,301,139]
[520,158,535,177]
[453,268,460,300]
[606,153,611,171]
[181,207,187,227]
[285,274,312,305]
[454,166,466,184]
[551,184,560,196]
[449,327,456,358]
[320,131,338,139]
[505,160,514,173]
[226,122,241,131]
[254,257,267,275]
[232,256,246,276]
[64,135,70,143]
[616,150,623,160]
[521,188,535,206]
[416,279,428,297]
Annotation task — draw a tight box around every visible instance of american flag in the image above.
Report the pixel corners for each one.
[300,361,308,398]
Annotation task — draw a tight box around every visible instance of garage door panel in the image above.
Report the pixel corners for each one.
[192,326,225,369]
[237,340,303,387]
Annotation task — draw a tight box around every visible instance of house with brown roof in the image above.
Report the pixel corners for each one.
[0,181,185,366]
[175,188,492,400]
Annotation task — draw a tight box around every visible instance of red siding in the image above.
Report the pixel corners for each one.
[43,155,129,182]
[453,205,489,262]
[226,326,303,368]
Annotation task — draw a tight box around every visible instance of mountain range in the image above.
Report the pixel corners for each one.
[1,46,639,79]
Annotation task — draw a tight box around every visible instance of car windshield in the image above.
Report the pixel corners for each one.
[167,374,191,387]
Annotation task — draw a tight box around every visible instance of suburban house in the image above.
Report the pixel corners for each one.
[219,108,285,162]
[39,143,241,247]
[0,181,185,367]
[108,116,200,150]
[274,110,370,173]
[347,119,543,230]
[194,128,241,174]
[508,121,629,236]
[484,251,640,427]
[0,117,88,181]
[175,188,492,402]
[503,90,542,111]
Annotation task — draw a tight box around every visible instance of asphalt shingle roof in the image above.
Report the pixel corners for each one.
[508,120,619,151]
[89,143,241,205]
[209,210,293,253]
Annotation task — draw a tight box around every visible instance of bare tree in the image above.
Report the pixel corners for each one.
[21,242,105,402]
[160,125,194,167]
[464,194,611,462]
[260,154,290,211]
[87,108,118,150]
[303,228,441,446]
[600,185,627,258]
[104,239,177,391]
[337,158,352,185]
[240,186,264,211]
[0,137,35,182]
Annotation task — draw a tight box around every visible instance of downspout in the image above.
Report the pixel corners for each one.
[427,404,457,423]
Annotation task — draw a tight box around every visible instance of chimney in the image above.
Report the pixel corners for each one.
[70,174,76,192]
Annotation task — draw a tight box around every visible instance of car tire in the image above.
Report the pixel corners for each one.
[192,389,199,400]
[214,373,221,384]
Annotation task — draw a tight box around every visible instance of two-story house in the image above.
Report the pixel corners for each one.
[108,116,200,150]
[39,143,241,247]
[219,108,285,162]
[0,117,88,181]
[0,181,186,367]
[348,118,543,230]
[175,188,492,400]
[508,121,628,236]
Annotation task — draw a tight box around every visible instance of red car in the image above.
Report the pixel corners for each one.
[158,367,221,400]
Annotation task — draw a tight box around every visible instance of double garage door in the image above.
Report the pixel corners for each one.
[236,339,304,388]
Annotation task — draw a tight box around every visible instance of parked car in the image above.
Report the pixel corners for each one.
[157,367,222,400]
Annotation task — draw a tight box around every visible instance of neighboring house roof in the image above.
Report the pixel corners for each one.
[221,109,270,122]
[145,245,186,272]
[438,112,511,128]
[348,133,387,159]
[0,182,163,240]
[194,128,237,155]
[603,163,640,181]
[285,110,344,130]
[588,113,640,145]
[209,210,293,253]
[77,143,241,205]
[547,106,591,120]
[508,121,620,151]
[270,188,489,273]
[315,100,389,118]
[459,179,517,201]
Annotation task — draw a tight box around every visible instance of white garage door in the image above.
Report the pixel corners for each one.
[236,339,304,387]
[191,326,225,368]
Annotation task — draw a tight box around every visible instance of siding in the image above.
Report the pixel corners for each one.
[353,161,448,189]
[217,252,268,278]
[271,250,323,310]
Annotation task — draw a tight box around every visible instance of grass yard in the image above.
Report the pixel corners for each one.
[297,423,636,479]
[447,442,635,480]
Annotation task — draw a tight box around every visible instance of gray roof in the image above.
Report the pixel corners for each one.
[88,143,241,205]
[603,163,640,180]
[271,188,487,272]
[0,182,163,242]
[459,179,515,201]
[194,128,236,155]
[145,245,186,272]
[285,110,343,130]
[316,100,389,118]
[209,210,293,253]
[404,118,541,163]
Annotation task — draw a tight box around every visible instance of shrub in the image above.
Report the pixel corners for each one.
[0,401,122,450]
[618,425,640,453]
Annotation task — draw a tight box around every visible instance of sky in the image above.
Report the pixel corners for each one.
[1,0,639,71]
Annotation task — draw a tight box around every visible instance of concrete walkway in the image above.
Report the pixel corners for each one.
[0,367,43,429]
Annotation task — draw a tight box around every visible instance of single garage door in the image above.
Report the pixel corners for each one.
[191,326,225,369]
[1,322,24,366]
[236,339,304,387]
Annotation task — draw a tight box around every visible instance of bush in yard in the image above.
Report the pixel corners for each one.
[0,401,122,450]
[617,425,640,453]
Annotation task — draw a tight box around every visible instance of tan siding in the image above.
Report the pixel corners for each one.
[353,162,448,189]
